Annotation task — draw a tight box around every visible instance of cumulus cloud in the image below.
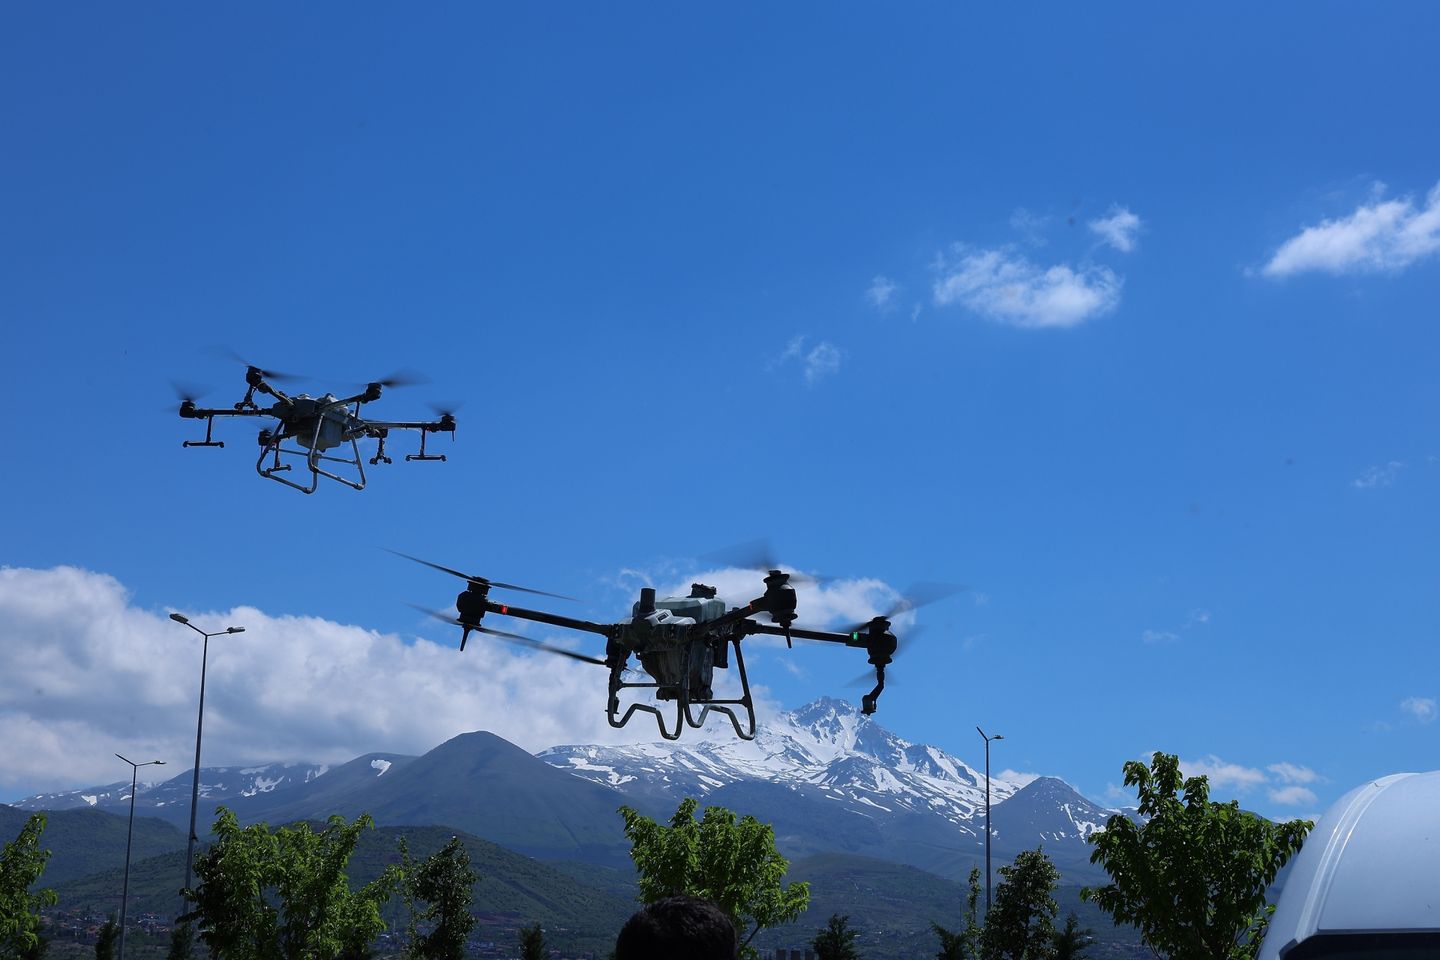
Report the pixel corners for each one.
[0,565,736,799]
[998,769,1040,788]
[933,246,1121,329]
[1088,207,1143,252]
[1268,785,1319,807]
[776,336,843,385]
[1180,755,1269,792]
[1267,762,1319,785]
[866,276,898,310]
[1400,696,1437,724]
[1263,181,1440,277]
[1354,461,1404,489]
[1141,629,1179,644]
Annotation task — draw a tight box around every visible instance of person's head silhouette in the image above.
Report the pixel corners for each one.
[615,895,737,959]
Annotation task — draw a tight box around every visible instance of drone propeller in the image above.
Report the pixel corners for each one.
[388,550,575,600]
[211,347,306,383]
[699,538,836,586]
[841,583,964,635]
[406,603,605,663]
[364,368,431,389]
[844,625,929,686]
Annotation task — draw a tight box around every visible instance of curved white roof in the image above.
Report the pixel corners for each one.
[1260,771,1440,959]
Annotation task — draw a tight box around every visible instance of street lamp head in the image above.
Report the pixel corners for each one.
[169,613,190,624]
[994,734,1004,741]
[227,626,245,634]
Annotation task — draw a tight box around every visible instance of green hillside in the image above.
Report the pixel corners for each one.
[48,822,634,958]
[0,804,187,887]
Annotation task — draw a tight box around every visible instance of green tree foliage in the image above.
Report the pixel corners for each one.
[980,849,1059,960]
[517,922,544,960]
[0,814,57,960]
[932,868,983,960]
[619,798,810,959]
[1081,752,1312,960]
[1050,913,1092,960]
[399,837,477,960]
[93,918,118,960]
[812,913,860,960]
[180,807,397,960]
[167,922,195,960]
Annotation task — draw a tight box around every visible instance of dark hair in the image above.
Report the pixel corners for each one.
[615,896,737,959]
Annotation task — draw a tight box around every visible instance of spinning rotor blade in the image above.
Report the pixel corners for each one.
[211,347,306,383]
[844,584,964,634]
[407,605,605,662]
[170,380,212,404]
[699,538,836,586]
[365,368,430,389]
[388,550,576,600]
[405,604,605,664]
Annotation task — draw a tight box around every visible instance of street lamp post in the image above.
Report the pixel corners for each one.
[116,753,164,960]
[169,614,244,908]
[976,726,1004,912]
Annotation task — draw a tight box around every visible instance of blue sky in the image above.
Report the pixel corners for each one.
[2,3,1437,820]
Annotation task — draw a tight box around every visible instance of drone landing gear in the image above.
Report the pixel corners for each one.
[604,639,758,742]
[405,429,446,463]
[256,417,368,495]
[182,415,225,449]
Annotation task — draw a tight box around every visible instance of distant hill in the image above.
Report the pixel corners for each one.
[0,805,186,886]
[48,823,634,958]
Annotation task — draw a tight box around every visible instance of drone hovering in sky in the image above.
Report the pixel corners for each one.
[396,549,955,741]
[176,362,457,494]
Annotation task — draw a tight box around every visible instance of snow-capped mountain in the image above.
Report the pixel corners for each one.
[541,696,1024,827]
[539,696,1115,878]
[14,761,329,815]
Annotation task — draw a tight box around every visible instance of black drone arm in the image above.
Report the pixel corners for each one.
[179,403,273,421]
[744,622,865,647]
[478,599,617,640]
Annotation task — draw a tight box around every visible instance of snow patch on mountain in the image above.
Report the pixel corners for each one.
[539,696,1030,831]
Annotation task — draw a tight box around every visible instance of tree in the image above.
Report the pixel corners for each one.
[1081,752,1312,960]
[399,837,477,960]
[619,798,810,959]
[0,814,57,960]
[811,914,860,960]
[93,918,118,960]
[166,921,195,960]
[180,807,398,960]
[980,849,1059,960]
[517,922,544,960]
[1050,913,1092,960]
[932,868,983,960]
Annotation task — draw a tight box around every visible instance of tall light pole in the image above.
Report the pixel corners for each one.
[976,726,1004,912]
[116,753,164,960]
[169,613,244,909]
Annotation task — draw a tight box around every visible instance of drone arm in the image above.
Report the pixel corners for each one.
[744,622,865,648]
[480,600,617,640]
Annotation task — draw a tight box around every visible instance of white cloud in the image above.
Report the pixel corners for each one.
[1180,755,1268,792]
[1263,181,1440,277]
[1354,461,1405,489]
[998,769,1040,788]
[1141,629,1179,644]
[1088,207,1143,253]
[1401,696,1437,724]
[0,565,704,799]
[1184,609,1212,628]
[933,246,1121,329]
[776,336,842,386]
[1267,762,1319,785]
[1009,208,1051,246]
[866,276,898,310]
[1268,785,1319,807]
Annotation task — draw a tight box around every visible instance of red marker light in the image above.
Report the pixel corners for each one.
[500,605,509,615]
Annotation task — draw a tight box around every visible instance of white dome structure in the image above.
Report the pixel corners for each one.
[1259,771,1440,959]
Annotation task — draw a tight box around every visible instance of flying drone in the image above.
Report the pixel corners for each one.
[175,362,457,494]
[397,549,955,741]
